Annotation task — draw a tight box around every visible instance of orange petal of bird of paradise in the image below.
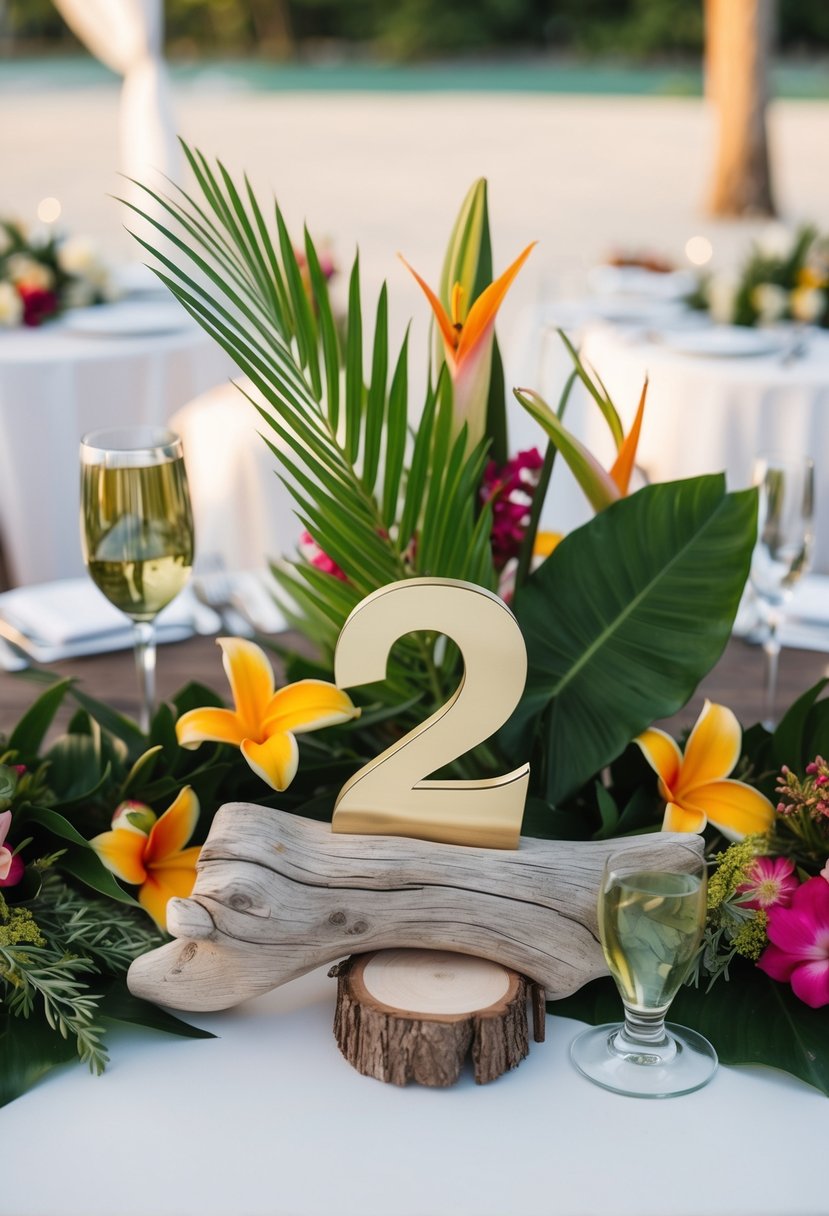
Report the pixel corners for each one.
[176,637,359,791]
[637,700,774,841]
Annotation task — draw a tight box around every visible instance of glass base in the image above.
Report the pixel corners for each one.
[569,1022,718,1098]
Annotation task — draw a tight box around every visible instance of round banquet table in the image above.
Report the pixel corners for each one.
[509,318,829,573]
[1,965,826,1216]
[0,310,234,586]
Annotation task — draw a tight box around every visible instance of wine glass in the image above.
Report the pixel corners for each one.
[750,454,814,730]
[80,427,195,732]
[569,842,717,1098]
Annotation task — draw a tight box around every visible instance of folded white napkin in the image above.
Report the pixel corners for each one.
[0,578,193,662]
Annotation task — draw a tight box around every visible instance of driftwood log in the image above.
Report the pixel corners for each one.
[127,804,702,1013]
[331,950,543,1086]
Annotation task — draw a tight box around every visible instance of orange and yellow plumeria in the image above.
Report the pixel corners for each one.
[176,637,359,791]
[400,243,536,451]
[637,699,774,841]
[90,788,201,931]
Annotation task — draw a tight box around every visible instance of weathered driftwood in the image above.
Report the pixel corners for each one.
[331,950,533,1086]
[127,804,702,1012]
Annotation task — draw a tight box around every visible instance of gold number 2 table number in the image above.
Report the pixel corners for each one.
[333,578,530,849]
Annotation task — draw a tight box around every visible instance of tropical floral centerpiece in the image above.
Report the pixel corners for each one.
[690,224,829,327]
[0,217,117,328]
[1,149,828,1103]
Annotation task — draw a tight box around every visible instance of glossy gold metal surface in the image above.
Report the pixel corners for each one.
[333,578,530,849]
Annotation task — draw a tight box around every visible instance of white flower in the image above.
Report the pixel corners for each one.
[751,282,788,323]
[790,286,825,324]
[0,281,23,327]
[57,236,99,277]
[6,253,53,291]
[757,223,793,261]
[707,273,738,324]
[58,236,116,302]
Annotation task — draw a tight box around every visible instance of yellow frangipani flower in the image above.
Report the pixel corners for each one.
[176,637,359,791]
[637,699,774,841]
[91,788,201,931]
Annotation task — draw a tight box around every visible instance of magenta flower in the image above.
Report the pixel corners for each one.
[757,876,829,1008]
[298,530,348,582]
[736,855,799,911]
[0,809,23,888]
[481,447,545,569]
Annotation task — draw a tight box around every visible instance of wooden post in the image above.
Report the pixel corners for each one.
[705,0,776,216]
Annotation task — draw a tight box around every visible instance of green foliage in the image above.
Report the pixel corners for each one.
[506,475,758,805]
[0,876,212,1107]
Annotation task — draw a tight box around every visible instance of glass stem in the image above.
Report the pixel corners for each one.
[619,1005,669,1048]
[132,620,156,734]
[762,616,782,732]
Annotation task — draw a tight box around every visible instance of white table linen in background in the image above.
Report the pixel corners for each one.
[170,379,300,577]
[507,317,829,574]
[0,318,233,585]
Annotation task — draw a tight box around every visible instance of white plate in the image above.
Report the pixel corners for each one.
[62,301,191,337]
[588,265,696,302]
[661,326,788,358]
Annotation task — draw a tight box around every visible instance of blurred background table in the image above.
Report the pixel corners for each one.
[0,305,233,587]
[511,312,829,573]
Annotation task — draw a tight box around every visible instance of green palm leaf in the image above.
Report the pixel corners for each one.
[504,475,757,804]
[126,145,498,734]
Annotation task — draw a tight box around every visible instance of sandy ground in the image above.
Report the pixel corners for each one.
[2,80,828,363]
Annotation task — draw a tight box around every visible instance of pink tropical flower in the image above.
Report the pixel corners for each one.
[481,447,545,569]
[736,855,799,911]
[0,809,23,887]
[757,876,829,1008]
[298,531,348,582]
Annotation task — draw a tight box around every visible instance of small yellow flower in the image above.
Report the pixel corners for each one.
[176,637,359,791]
[637,700,774,841]
[91,788,201,931]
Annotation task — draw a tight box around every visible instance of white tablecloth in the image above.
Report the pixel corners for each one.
[0,313,234,585]
[509,317,829,573]
[1,965,825,1216]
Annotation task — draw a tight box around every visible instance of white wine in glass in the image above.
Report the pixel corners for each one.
[569,843,717,1098]
[80,427,194,732]
[750,454,814,730]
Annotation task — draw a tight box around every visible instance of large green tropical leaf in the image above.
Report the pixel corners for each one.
[506,475,757,804]
[553,968,829,1097]
[0,1008,78,1108]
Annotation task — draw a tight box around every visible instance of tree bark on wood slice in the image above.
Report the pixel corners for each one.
[331,950,537,1086]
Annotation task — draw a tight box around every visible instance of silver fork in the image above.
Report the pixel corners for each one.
[192,556,257,636]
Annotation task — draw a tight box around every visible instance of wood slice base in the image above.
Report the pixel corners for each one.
[331,949,545,1087]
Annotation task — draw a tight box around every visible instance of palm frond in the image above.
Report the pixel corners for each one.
[128,143,499,738]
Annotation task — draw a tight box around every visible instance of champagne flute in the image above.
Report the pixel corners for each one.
[569,843,717,1098]
[750,454,814,730]
[80,427,194,732]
